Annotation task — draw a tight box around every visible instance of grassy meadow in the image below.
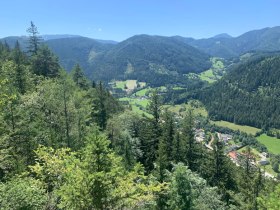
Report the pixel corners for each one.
[257,134,280,154]
[211,120,261,135]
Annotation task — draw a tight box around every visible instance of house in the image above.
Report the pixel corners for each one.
[217,132,233,143]
[228,151,237,160]
[258,159,270,166]
[195,129,205,142]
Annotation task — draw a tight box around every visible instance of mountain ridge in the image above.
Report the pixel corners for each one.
[181,26,280,58]
[89,34,211,84]
[1,26,280,84]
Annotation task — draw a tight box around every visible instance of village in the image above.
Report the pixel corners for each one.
[110,80,276,179]
[194,129,275,179]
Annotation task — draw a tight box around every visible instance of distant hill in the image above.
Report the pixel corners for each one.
[90,35,211,84]
[198,55,280,129]
[0,36,117,73]
[212,33,232,39]
[46,37,115,73]
[2,26,280,85]
[93,39,118,45]
[41,34,81,40]
[0,36,29,49]
[181,26,280,58]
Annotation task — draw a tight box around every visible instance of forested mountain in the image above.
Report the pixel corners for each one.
[0,36,116,76]
[2,26,280,85]
[198,55,280,129]
[180,26,280,58]
[1,35,211,84]
[1,36,29,50]
[46,37,115,74]
[90,35,211,83]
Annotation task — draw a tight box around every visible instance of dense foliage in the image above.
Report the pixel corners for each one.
[198,55,280,129]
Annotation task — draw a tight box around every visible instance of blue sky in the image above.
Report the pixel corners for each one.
[1,0,279,41]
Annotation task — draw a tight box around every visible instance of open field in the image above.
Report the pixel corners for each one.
[119,97,151,117]
[163,102,208,117]
[257,134,280,154]
[211,120,261,135]
[134,88,150,97]
[199,69,216,83]
[121,97,149,108]
[172,87,185,90]
[126,80,137,89]
[212,57,224,69]
[199,57,225,83]
[114,80,146,91]
[115,81,127,89]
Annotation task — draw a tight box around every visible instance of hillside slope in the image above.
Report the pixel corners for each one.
[199,55,280,129]
[46,37,115,73]
[90,35,211,84]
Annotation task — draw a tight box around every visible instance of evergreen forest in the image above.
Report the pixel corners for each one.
[0,22,280,210]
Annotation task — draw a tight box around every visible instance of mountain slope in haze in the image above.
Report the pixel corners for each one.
[90,35,211,84]
[46,37,115,72]
[0,36,29,49]
[2,26,280,85]
[181,26,280,58]
[199,55,280,129]
[0,36,116,74]
[41,34,82,40]
[0,36,117,73]
[212,33,232,39]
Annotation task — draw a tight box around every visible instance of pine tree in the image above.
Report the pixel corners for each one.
[138,118,155,172]
[155,138,169,209]
[71,64,89,90]
[209,136,236,202]
[92,80,96,88]
[147,90,161,131]
[167,163,193,210]
[3,41,10,52]
[31,45,60,77]
[12,41,27,94]
[172,132,184,163]
[239,147,264,210]
[162,110,175,163]
[146,90,162,169]
[26,21,42,55]
[160,110,175,171]
[182,109,198,171]
[155,139,168,182]
[92,82,107,130]
[0,40,10,60]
